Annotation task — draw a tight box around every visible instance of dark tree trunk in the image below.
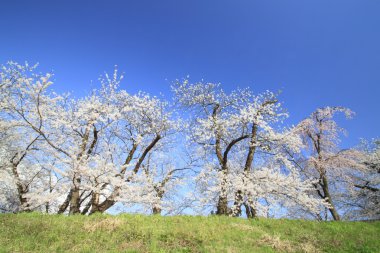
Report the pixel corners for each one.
[58,189,72,214]
[216,195,229,215]
[89,198,116,214]
[152,206,162,215]
[69,175,81,215]
[11,157,30,212]
[232,190,243,216]
[216,167,229,215]
[321,175,340,221]
[244,203,256,219]
[312,124,340,221]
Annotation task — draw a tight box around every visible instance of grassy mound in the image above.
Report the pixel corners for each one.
[0,213,379,252]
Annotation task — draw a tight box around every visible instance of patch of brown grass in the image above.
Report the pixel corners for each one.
[83,217,124,232]
[118,240,147,252]
[259,233,320,253]
[230,222,262,232]
[259,234,295,252]
[299,242,320,253]
[158,232,203,252]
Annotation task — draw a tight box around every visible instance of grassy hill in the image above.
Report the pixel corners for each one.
[0,213,379,253]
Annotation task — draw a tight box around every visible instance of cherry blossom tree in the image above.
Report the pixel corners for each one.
[172,79,326,218]
[0,62,62,212]
[1,61,376,220]
[0,62,182,215]
[341,139,380,220]
[294,107,368,221]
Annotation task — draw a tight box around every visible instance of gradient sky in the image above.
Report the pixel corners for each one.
[1,0,379,147]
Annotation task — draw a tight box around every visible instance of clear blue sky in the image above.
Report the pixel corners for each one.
[1,0,379,146]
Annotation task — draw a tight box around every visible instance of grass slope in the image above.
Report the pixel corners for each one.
[0,213,379,253]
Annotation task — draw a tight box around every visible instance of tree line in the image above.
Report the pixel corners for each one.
[0,62,378,220]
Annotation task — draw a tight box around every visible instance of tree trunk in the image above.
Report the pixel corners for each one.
[12,166,30,212]
[234,123,258,217]
[81,191,98,215]
[15,183,30,212]
[18,191,30,212]
[58,189,72,214]
[216,195,229,215]
[89,198,116,214]
[216,169,229,215]
[69,175,81,215]
[244,199,256,219]
[232,190,243,216]
[321,175,340,221]
[152,206,162,215]
[314,126,340,221]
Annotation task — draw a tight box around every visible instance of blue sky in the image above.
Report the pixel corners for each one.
[1,0,379,147]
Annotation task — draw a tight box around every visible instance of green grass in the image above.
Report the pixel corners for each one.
[0,213,379,253]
